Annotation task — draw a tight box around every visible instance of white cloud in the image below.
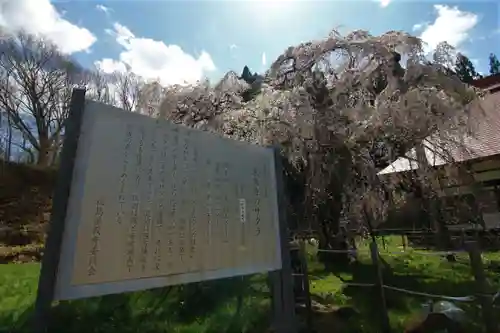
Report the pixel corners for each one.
[262,52,267,66]
[419,5,478,53]
[412,22,428,32]
[95,58,128,73]
[96,4,112,16]
[97,22,216,86]
[374,0,391,8]
[229,44,237,50]
[0,0,96,54]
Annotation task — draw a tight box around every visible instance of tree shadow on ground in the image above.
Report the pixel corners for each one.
[321,254,486,333]
[1,276,269,333]
[405,230,500,252]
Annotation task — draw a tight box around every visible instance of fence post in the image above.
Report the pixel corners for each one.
[466,241,496,333]
[369,241,391,333]
[349,234,358,261]
[299,240,313,332]
[401,234,407,251]
[460,229,466,248]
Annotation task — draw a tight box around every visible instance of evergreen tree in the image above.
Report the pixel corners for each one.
[239,65,264,101]
[489,53,500,75]
[240,65,255,83]
[454,53,480,84]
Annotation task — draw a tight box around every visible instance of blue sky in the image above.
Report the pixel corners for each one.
[0,0,499,85]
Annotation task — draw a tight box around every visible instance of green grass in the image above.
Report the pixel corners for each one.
[1,237,500,333]
[306,236,500,332]
[0,264,271,333]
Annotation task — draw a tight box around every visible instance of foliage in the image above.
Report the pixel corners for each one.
[489,53,500,75]
[454,52,481,83]
[307,236,500,332]
[151,30,482,255]
[0,27,487,255]
[0,263,270,333]
[239,66,258,84]
[0,23,496,333]
[2,237,500,333]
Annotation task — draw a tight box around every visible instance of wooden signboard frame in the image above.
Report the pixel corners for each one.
[32,88,296,333]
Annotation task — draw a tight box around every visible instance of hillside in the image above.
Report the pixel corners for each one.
[0,162,56,262]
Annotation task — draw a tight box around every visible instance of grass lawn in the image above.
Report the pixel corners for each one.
[0,263,271,333]
[306,236,500,332]
[1,236,500,333]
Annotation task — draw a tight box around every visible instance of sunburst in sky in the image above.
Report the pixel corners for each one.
[1,0,498,85]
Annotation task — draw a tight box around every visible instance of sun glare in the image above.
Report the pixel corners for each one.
[246,0,300,19]
[256,0,288,11]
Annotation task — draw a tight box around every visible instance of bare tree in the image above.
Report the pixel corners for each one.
[4,114,13,161]
[139,81,168,117]
[84,68,115,105]
[114,71,142,112]
[85,68,144,112]
[0,31,82,166]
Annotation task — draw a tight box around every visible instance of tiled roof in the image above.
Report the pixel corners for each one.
[378,90,500,175]
[471,74,500,90]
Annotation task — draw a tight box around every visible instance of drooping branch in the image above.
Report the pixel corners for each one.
[153,28,483,248]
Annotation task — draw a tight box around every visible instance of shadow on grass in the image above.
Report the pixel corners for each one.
[405,230,500,253]
[320,253,487,333]
[0,276,270,333]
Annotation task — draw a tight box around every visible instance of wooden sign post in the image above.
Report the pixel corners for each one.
[32,89,296,332]
[269,147,297,333]
[33,88,87,333]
